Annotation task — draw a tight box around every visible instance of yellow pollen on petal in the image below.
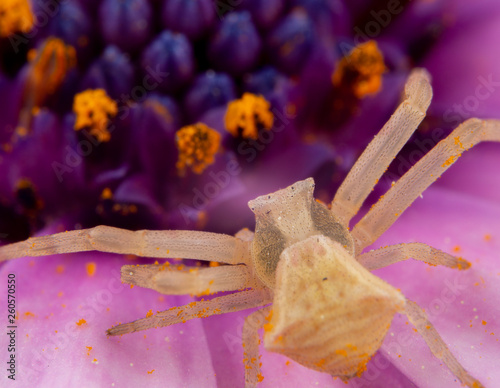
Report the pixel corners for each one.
[86,262,96,277]
[73,89,118,142]
[0,0,33,37]
[332,41,386,98]
[225,93,274,139]
[76,318,87,326]
[175,123,221,176]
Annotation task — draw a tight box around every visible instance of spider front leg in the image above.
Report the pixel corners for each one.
[119,227,260,294]
[404,299,484,388]
[352,118,500,251]
[121,263,261,295]
[357,243,470,271]
[0,225,251,265]
[330,68,432,226]
[106,288,272,336]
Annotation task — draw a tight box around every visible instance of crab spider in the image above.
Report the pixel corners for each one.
[1,68,499,388]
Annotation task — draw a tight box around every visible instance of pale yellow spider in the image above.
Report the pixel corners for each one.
[1,69,499,388]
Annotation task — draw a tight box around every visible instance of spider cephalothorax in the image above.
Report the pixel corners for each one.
[250,178,354,288]
[2,68,499,388]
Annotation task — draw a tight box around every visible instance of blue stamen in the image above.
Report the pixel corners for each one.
[81,46,134,100]
[267,9,315,75]
[141,31,195,93]
[208,11,261,76]
[99,0,153,53]
[183,70,236,121]
[240,0,285,30]
[161,0,215,40]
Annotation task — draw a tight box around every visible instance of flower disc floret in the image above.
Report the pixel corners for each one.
[175,123,221,175]
[0,0,33,37]
[72,89,118,142]
[225,93,274,139]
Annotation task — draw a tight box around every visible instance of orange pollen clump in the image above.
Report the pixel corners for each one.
[146,309,153,318]
[442,154,460,168]
[263,309,274,332]
[335,349,348,357]
[0,0,33,37]
[456,258,471,270]
[332,40,386,98]
[175,123,221,176]
[27,37,76,106]
[101,187,113,200]
[73,89,118,142]
[225,93,274,139]
[86,262,96,277]
[76,319,87,326]
[355,359,369,377]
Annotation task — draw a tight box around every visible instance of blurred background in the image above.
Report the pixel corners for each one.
[1,0,499,242]
[1,1,500,388]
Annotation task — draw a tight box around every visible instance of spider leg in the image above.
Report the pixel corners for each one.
[0,225,251,265]
[404,299,484,388]
[121,263,261,295]
[235,228,255,242]
[330,68,432,226]
[243,305,272,388]
[106,288,272,336]
[356,243,470,271]
[352,118,500,251]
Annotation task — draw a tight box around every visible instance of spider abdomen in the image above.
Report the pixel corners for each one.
[264,235,405,378]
